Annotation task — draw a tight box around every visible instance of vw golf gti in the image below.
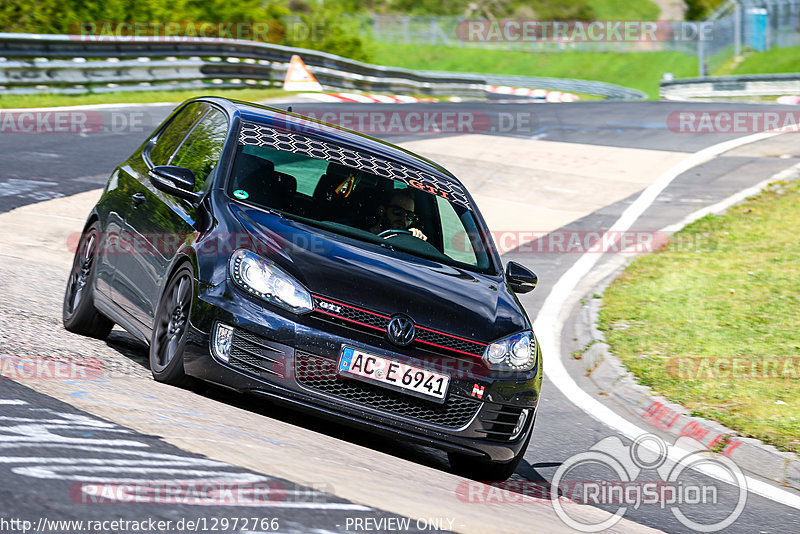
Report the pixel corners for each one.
[63,97,542,479]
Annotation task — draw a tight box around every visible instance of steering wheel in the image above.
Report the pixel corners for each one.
[377,229,413,239]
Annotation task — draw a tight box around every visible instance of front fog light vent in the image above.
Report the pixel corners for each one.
[212,323,234,362]
[511,409,529,440]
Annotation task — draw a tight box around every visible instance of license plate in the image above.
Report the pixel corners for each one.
[338,347,450,403]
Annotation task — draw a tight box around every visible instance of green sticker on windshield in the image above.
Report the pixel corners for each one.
[233,190,249,200]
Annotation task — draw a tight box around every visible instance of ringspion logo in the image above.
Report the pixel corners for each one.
[457,434,747,532]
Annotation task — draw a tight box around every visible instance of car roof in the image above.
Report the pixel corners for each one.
[198,96,466,190]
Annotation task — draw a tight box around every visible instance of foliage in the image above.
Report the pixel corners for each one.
[283,2,372,62]
[387,0,474,16]
[383,0,598,19]
[587,0,661,20]
[0,0,370,60]
[683,0,726,21]
[527,0,596,21]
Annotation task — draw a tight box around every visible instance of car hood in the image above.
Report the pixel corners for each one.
[231,206,529,344]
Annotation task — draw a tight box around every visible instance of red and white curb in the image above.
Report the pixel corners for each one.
[487,85,580,102]
[301,88,580,104]
[300,92,436,104]
[777,95,800,105]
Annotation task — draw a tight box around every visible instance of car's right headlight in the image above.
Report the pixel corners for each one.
[229,249,313,314]
[482,330,537,371]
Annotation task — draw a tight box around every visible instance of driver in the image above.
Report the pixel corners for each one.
[369,190,427,241]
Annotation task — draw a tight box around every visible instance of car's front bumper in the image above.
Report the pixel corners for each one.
[183,280,542,463]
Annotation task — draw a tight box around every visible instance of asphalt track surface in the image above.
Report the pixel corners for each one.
[1,100,799,534]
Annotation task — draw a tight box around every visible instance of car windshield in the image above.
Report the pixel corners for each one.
[228,133,495,273]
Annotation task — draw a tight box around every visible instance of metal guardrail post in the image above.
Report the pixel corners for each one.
[698,35,707,77]
[734,3,742,57]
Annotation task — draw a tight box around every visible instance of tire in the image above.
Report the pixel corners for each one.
[63,222,114,339]
[448,416,534,481]
[149,264,193,385]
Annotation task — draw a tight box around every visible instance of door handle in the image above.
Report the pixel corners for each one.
[132,193,146,207]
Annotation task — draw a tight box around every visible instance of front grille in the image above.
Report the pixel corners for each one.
[414,327,487,356]
[477,405,525,441]
[295,352,481,429]
[311,294,487,357]
[314,296,388,332]
[227,328,285,378]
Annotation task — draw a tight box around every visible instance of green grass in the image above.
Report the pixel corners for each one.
[0,87,293,109]
[372,43,698,98]
[731,46,800,75]
[587,0,662,20]
[599,179,800,454]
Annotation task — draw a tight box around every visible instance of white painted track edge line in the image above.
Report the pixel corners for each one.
[534,130,800,509]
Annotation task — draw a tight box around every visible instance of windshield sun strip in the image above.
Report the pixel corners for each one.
[238,121,472,210]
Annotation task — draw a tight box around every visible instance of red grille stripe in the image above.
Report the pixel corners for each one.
[312,294,487,357]
[314,308,387,332]
[415,325,487,347]
[416,339,484,359]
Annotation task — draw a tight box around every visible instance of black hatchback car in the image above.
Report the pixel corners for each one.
[63,97,542,479]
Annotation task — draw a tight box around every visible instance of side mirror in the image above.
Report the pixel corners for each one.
[149,166,201,204]
[506,261,537,294]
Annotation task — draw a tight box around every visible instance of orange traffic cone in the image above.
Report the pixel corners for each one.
[283,55,323,92]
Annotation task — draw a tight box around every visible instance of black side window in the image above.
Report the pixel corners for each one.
[148,102,207,166]
[170,109,228,191]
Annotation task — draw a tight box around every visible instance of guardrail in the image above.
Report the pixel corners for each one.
[660,73,800,100]
[0,32,645,100]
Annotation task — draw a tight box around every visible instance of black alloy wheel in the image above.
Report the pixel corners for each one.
[149,264,193,384]
[63,223,113,338]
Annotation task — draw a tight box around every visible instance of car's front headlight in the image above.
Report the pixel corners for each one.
[229,249,313,314]
[483,331,537,371]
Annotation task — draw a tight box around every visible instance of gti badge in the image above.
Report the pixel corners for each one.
[317,300,342,314]
[386,315,415,347]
